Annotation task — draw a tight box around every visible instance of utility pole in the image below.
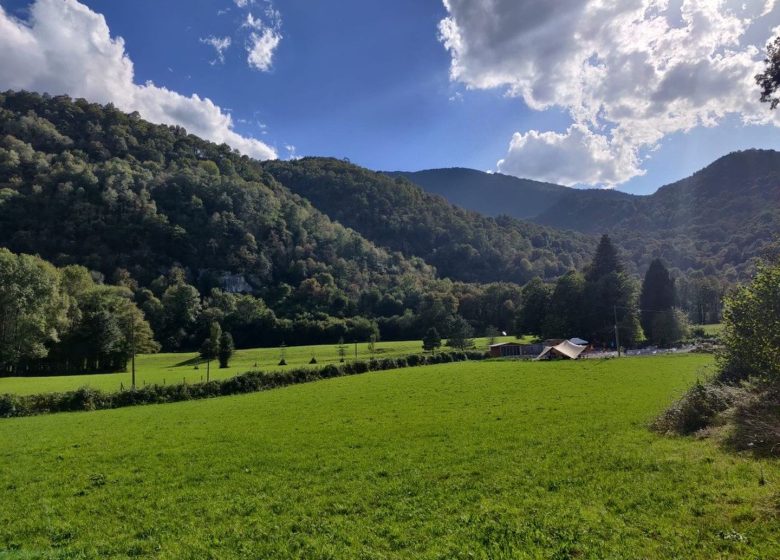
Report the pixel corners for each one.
[613,305,621,357]
[130,318,136,390]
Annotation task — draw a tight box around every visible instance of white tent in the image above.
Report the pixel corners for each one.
[535,340,587,360]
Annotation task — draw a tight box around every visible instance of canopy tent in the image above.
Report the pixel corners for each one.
[535,340,587,360]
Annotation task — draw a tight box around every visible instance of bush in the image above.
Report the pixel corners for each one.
[651,380,736,435]
[729,383,780,455]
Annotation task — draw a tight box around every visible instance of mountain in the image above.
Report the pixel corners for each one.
[392,151,780,278]
[0,90,436,324]
[262,158,595,285]
[385,168,569,219]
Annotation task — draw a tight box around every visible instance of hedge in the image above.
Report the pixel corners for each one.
[0,351,488,418]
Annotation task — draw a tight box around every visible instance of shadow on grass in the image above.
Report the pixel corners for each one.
[171,356,203,368]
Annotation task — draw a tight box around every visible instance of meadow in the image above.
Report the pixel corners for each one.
[1,354,778,558]
[0,336,521,396]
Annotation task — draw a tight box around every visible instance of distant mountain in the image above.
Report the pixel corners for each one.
[392,151,780,277]
[385,168,569,219]
[263,158,595,284]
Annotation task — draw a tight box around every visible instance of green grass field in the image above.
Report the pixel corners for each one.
[0,336,523,396]
[1,354,778,558]
[698,323,724,336]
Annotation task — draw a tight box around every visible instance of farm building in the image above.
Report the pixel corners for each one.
[535,340,588,360]
[489,342,543,358]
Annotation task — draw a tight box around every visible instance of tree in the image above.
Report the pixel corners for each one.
[756,36,780,109]
[515,277,551,336]
[161,283,202,350]
[337,337,347,362]
[585,234,623,282]
[422,327,442,354]
[718,261,780,382]
[583,235,642,346]
[485,325,500,347]
[650,309,689,348]
[200,322,221,381]
[0,249,67,373]
[367,333,378,357]
[541,270,586,339]
[218,331,234,368]
[640,259,677,342]
[446,316,474,351]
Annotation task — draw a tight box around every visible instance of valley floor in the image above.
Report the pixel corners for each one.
[0,336,522,396]
[1,354,777,558]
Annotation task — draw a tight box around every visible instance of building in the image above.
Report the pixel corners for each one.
[535,340,588,360]
[489,342,543,358]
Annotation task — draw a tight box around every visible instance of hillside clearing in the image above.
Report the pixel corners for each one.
[1,354,778,558]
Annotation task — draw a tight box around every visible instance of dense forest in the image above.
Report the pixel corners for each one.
[263,157,594,284]
[0,91,526,362]
[398,152,780,280]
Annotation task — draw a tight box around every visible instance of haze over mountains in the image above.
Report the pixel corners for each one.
[389,150,780,278]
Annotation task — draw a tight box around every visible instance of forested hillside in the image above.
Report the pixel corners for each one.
[0,91,535,352]
[263,158,594,284]
[534,150,780,278]
[394,152,780,279]
[385,168,568,219]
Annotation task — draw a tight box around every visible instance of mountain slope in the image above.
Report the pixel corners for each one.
[0,90,435,320]
[393,151,780,277]
[385,168,569,219]
[533,150,780,276]
[263,158,595,284]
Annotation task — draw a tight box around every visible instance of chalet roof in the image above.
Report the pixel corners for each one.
[535,340,587,360]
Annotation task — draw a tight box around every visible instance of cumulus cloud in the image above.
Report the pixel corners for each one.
[200,35,231,65]
[440,0,780,186]
[0,0,277,160]
[243,8,282,72]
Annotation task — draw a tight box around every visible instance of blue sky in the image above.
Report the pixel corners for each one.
[1,0,780,194]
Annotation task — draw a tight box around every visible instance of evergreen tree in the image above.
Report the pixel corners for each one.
[585,234,623,281]
[639,259,677,326]
[218,331,234,368]
[422,327,442,353]
[640,259,678,343]
[446,316,474,351]
[583,235,642,346]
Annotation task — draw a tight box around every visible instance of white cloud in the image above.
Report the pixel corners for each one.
[200,35,231,65]
[498,125,642,186]
[243,8,282,72]
[0,0,276,160]
[439,0,780,186]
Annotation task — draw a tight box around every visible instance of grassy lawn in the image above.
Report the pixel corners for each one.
[697,323,724,336]
[0,336,524,396]
[1,354,778,558]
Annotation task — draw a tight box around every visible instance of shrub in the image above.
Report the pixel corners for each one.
[729,383,780,455]
[651,380,736,435]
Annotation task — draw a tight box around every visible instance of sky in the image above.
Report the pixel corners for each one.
[1,0,780,194]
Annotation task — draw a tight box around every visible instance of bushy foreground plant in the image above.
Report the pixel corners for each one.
[654,260,780,454]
